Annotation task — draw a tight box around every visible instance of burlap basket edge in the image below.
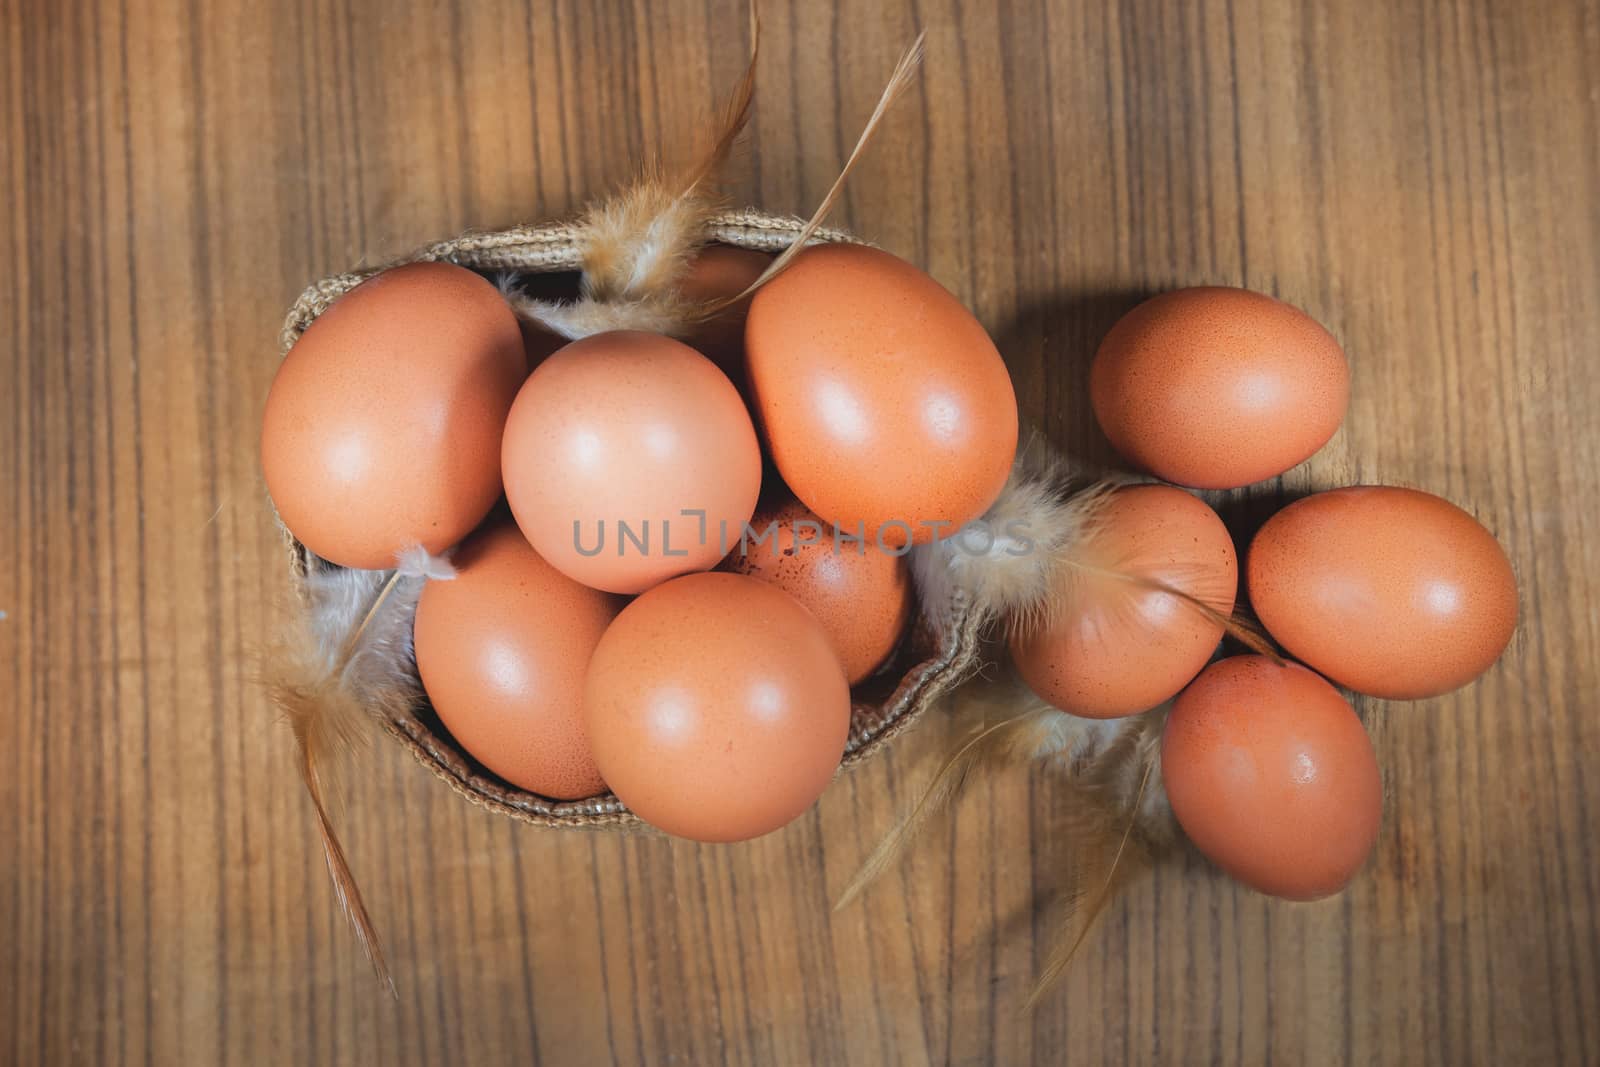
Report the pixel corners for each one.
[275,207,985,830]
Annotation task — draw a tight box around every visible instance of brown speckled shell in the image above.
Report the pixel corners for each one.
[1245,485,1518,700]
[274,209,983,830]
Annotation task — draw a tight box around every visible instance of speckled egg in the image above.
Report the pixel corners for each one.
[1162,655,1383,901]
[413,520,622,799]
[261,262,527,569]
[1090,287,1349,489]
[1009,485,1237,718]
[584,572,852,842]
[1247,486,1518,699]
[745,244,1019,547]
[721,497,912,685]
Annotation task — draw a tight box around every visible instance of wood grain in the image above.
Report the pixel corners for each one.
[4,0,1598,1063]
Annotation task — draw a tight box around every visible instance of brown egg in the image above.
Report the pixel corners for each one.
[584,572,852,842]
[745,244,1019,547]
[1091,287,1349,489]
[1247,486,1518,699]
[676,245,770,384]
[501,331,762,595]
[722,497,912,684]
[261,262,526,569]
[1162,656,1382,901]
[413,521,621,799]
[1009,485,1237,718]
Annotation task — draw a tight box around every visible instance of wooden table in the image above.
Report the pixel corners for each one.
[5,1,1597,1063]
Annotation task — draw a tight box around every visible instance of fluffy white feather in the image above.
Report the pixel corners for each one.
[911,433,1123,634]
[505,291,703,342]
[396,542,457,582]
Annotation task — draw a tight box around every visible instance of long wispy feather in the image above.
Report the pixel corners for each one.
[575,172,719,305]
[835,680,1181,1004]
[674,6,761,201]
[852,436,1272,995]
[836,706,1057,912]
[1038,548,1280,660]
[708,33,927,313]
[836,673,1126,911]
[1024,713,1171,1009]
[267,547,453,993]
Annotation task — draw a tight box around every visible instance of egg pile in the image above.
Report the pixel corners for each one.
[1015,285,1517,901]
[263,253,1517,891]
[263,243,1019,842]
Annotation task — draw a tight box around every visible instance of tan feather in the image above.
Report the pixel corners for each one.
[846,424,1271,932]
[1032,549,1281,659]
[271,661,399,995]
[1026,711,1175,1009]
[578,179,715,304]
[835,704,1054,912]
[706,32,927,314]
[577,17,760,306]
[835,673,1183,1008]
[1024,755,1156,1010]
[266,548,453,993]
[835,672,1127,911]
[674,7,760,201]
[514,26,924,344]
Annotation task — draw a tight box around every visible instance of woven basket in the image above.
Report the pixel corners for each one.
[276,207,985,829]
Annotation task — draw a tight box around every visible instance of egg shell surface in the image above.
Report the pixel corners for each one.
[1247,485,1518,699]
[414,521,622,799]
[1090,286,1349,489]
[721,497,912,685]
[1009,485,1237,718]
[584,572,851,842]
[1162,655,1383,901]
[745,244,1019,547]
[261,262,527,569]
